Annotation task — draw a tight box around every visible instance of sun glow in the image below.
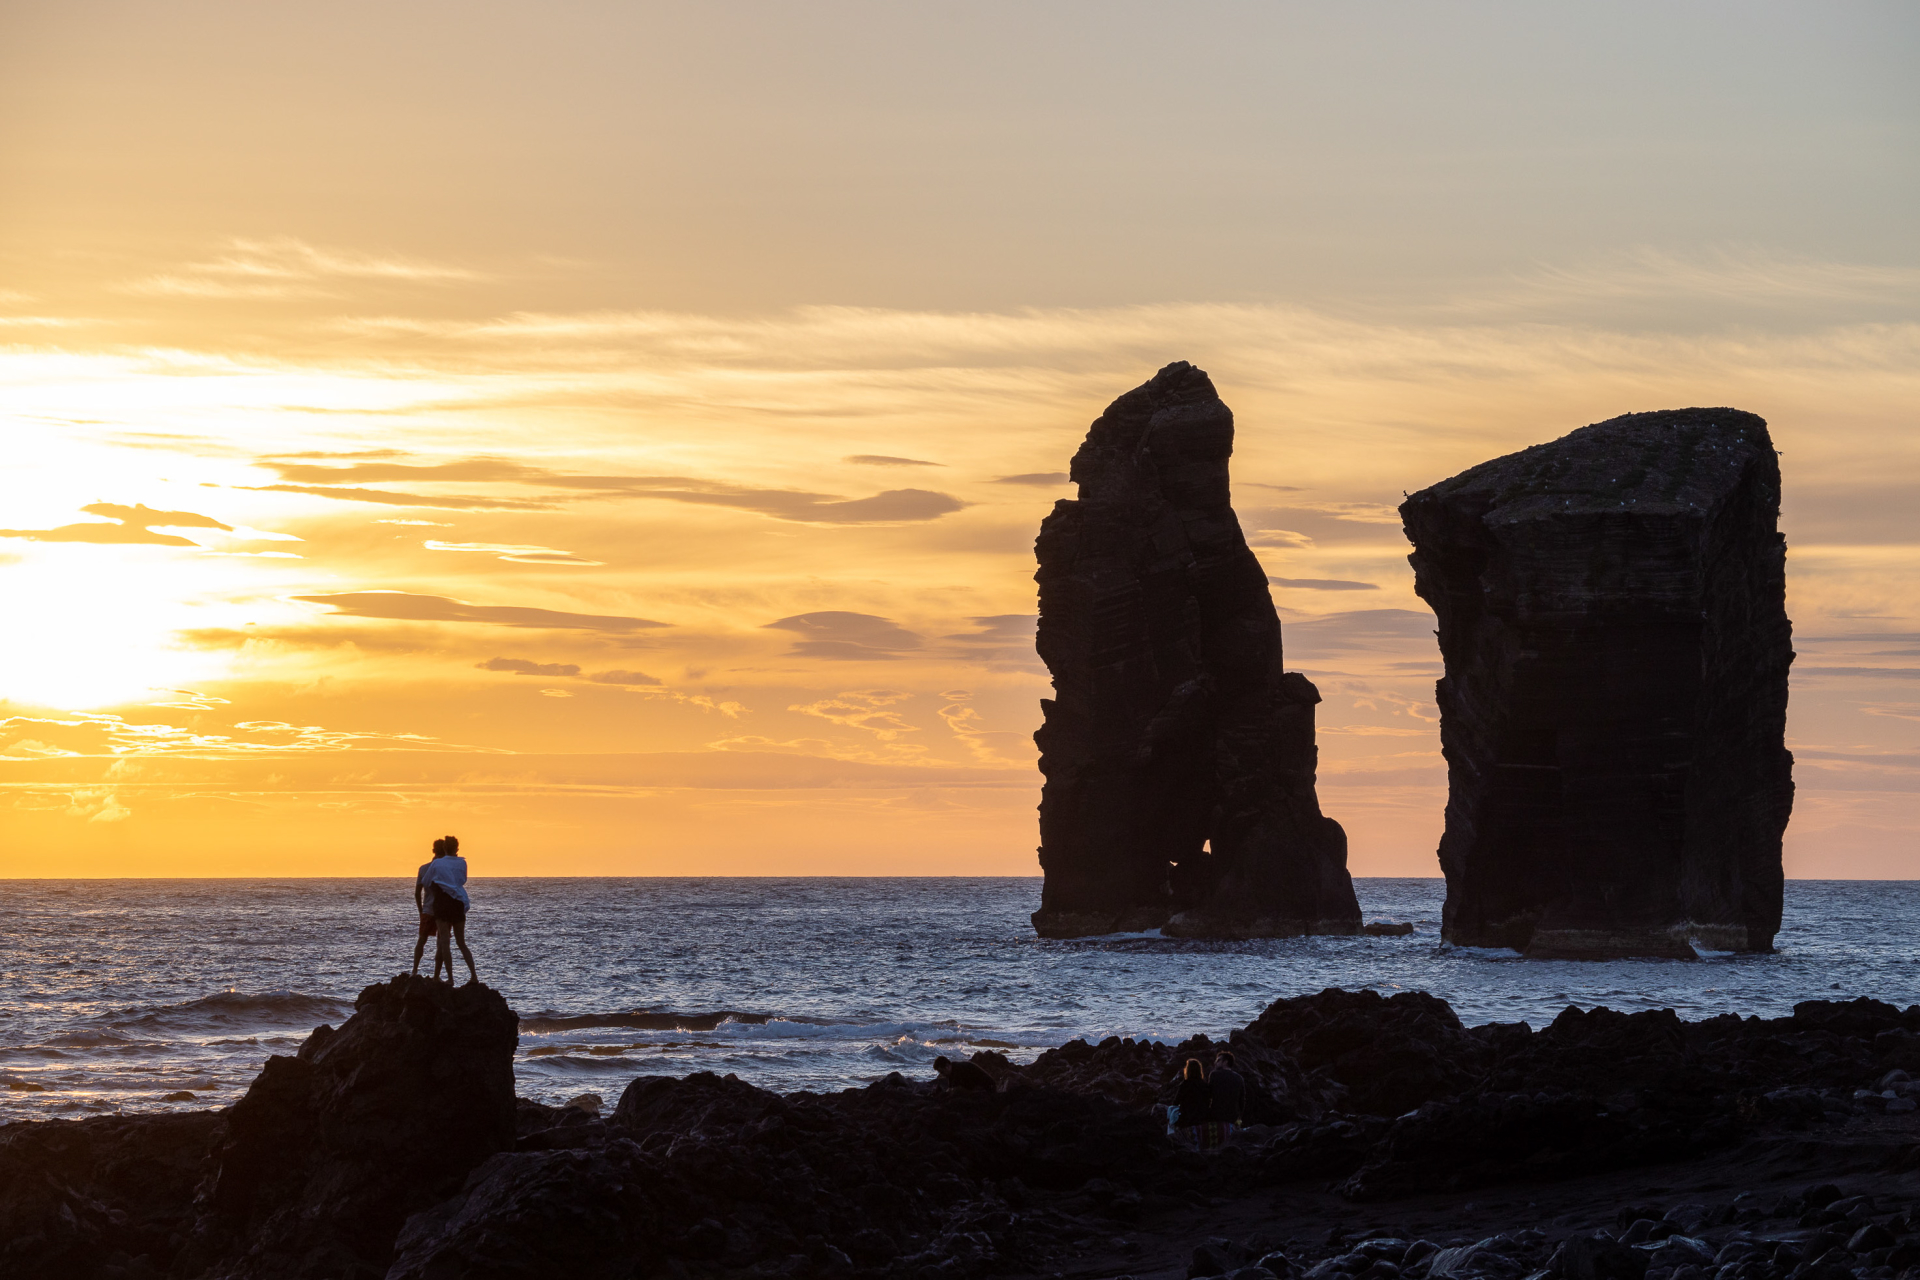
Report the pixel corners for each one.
[0,545,243,710]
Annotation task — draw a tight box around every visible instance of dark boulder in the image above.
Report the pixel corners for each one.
[1031,360,1359,939]
[387,1145,666,1280]
[179,975,519,1279]
[1399,408,1793,958]
[1245,988,1485,1117]
[0,1111,221,1280]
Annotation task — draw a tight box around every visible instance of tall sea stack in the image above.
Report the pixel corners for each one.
[1400,408,1793,959]
[1030,361,1360,939]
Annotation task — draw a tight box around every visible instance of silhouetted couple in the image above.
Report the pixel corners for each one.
[1170,1050,1244,1150]
[412,835,478,984]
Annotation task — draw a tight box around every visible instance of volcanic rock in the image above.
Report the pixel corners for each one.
[179,974,518,1279]
[1031,361,1359,939]
[6,984,1920,1279]
[1399,408,1793,958]
[0,1111,220,1277]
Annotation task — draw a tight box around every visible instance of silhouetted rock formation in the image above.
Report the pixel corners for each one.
[0,1110,219,1276]
[5,985,1920,1279]
[180,975,518,1279]
[1030,361,1359,939]
[1400,408,1794,959]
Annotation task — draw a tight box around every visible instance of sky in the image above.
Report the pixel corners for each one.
[1,1,1916,877]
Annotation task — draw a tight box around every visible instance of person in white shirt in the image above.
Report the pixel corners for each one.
[412,835,478,984]
[411,838,451,980]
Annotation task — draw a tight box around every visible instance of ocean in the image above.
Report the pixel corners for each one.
[1,877,1914,1122]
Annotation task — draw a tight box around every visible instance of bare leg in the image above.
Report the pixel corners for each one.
[411,928,428,976]
[452,918,478,984]
[434,919,453,982]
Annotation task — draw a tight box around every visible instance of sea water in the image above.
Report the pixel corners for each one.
[1,877,1915,1121]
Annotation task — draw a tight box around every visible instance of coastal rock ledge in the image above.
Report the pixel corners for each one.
[1400,407,1794,960]
[1030,361,1360,939]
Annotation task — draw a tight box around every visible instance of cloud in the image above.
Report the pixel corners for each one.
[575,481,966,524]
[1269,501,1403,524]
[790,690,919,740]
[0,712,482,759]
[940,614,1040,669]
[180,625,447,653]
[64,786,132,823]
[1269,577,1380,591]
[1280,609,1439,666]
[477,657,583,677]
[294,592,669,632]
[252,454,966,524]
[1248,529,1314,549]
[265,457,542,484]
[0,502,235,547]
[588,670,664,686]
[845,455,942,467]
[991,473,1070,486]
[235,484,555,511]
[764,612,923,660]
[127,237,481,299]
[935,690,1031,765]
[425,541,603,565]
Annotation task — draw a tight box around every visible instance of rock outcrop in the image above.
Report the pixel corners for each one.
[1030,361,1360,939]
[179,975,518,1279]
[5,985,1920,1279]
[1400,408,1793,959]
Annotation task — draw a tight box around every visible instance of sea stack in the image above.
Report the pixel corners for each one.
[1030,361,1360,939]
[1400,408,1793,959]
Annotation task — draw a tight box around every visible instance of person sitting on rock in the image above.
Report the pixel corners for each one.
[412,838,451,981]
[417,835,478,984]
[932,1055,997,1092]
[1209,1050,1246,1128]
[1171,1057,1211,1140]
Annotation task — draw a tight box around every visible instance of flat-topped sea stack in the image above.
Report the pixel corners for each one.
[1030,361,1360,939]
[1400,408,1794,960]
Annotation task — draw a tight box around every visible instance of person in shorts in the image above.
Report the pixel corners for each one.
[419,834,478,984]
[412,837,450,980]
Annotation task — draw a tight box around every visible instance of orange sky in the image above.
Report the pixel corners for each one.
[2,3,1916,877]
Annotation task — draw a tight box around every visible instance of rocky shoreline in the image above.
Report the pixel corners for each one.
[3,978,1917,1280]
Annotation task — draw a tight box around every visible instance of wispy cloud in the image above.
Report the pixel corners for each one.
[846,454,942,467]
[477,657,582,677]
[425,541,602,565]
[236,483,556,511]
[249,455,969,524]
[1270,577,1379,591]
[294,591,669,632]
[765,612,923,661]
[0,502,234,547]
[127,237,481,299]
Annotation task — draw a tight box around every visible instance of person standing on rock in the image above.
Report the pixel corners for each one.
[412,838,451,980]
[416,835,478,984]
[1209,1050,1246,1129]
[1171,1058,1211,1144]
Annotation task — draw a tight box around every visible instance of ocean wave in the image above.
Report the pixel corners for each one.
[519,1012,956,1040]
[47,1030,140,1048]
[517,1054,667,1073]
[107,990,352,1033]
[517,1009,840,1034]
